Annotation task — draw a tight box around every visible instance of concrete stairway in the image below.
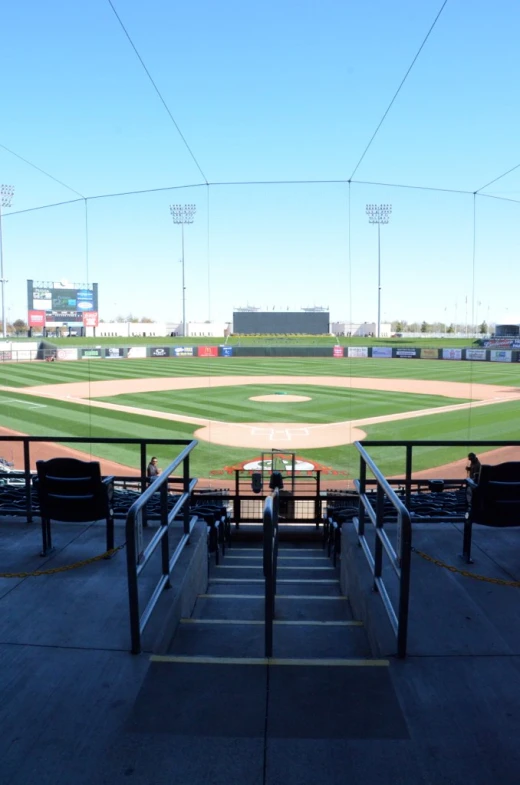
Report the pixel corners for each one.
[135,541,404,747]
[163,541,374,662]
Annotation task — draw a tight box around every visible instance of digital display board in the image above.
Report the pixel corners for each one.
[27,280,98,324]
[233,311,329,335]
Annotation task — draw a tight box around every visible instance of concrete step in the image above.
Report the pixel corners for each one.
[192,594,355,622]
[167,620,371,659]
[208,581,344,597]
[212,564,338,581]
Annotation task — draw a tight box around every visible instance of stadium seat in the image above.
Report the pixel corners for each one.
[463,462,520,563]
[34,458,115,557]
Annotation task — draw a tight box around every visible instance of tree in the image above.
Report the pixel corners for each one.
[420,321,429,333]
[447,324,455,334]
[12,319,28,335]
[479,321,488,334]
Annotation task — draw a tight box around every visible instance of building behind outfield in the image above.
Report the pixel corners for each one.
[233,310,330,335]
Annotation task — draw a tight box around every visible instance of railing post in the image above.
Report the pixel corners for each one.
[183,453,191,535]
[125,511,142,655]
[234,470,241,527]
[373,484,384,590]
[315,470,321,524]
[405,445,413,509]
[160,482,171,589]
[24,439,32,523]
[397,510,412,658]
[358,455,366,537]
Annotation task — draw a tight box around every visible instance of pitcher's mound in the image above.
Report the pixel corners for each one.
[249,394,311,403]
[194,422,366,449]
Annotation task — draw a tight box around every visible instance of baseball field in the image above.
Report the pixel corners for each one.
[1,354,520,481]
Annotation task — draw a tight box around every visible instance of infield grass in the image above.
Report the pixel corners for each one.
[96,384,469,423]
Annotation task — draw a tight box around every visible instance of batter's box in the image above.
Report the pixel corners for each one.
[250,427,310,441]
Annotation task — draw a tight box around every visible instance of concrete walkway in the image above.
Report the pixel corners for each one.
[2,516,520,784]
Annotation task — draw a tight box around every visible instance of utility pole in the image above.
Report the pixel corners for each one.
[0,184,15,339]
[170,204,196,337]
[366,204,392,338]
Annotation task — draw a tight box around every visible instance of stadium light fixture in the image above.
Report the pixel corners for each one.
[170,204,196,337]
[366,203,392,339]
[0,184,15,340]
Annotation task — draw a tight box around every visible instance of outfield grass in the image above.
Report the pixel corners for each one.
[2,357,519,388]
[96,384,469,424]
[0,357,519,478]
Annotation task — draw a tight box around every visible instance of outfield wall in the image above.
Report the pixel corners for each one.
[28,342,520,363]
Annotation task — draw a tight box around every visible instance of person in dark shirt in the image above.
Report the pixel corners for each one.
[466,452,481,482]
[147,456,160,480]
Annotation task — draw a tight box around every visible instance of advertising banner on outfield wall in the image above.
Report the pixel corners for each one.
[483,339,520,348]
[421,348,439,359]
[57,348,78,361]
[82,348,102,359]
[173,347,194,357]
[221,346,233,357]
[371,346,392,358]
[442,348,462,360]
[128,346,147,359]
[347,347,368,358]
[490,350,512,362]
[150,347,170,357]
[395,348,417,358]
[0,351,12,361]
[333,345,344,357]
[105,347,124,358]
[197,346,218,357]
[466,349,487,361]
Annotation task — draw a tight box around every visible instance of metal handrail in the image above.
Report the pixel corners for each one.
[353,441,412,658]
[125,440,198,654]
[263,488,279,657]
[0,435,198,522]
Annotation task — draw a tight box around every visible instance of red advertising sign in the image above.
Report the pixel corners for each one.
[82,311,99,327]
[28,310,46,327]
[197,346,218,357]
[333,345,344,357]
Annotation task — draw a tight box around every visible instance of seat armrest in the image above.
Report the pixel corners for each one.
[102,476,115,502]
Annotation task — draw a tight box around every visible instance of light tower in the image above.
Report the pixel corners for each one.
[366,203,392,339]
[170,204,196,338]
[0,185,15,339]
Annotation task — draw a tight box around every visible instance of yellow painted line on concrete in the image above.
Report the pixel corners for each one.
[225,555,329,561]
[198,594,348,600]
[209,578,339,584]
[232,548,323,554]
[151,655,389,667]
[181,618,363,627]
[215,565,335,571]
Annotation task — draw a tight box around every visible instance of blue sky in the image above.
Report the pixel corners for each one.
[1,0,519,327]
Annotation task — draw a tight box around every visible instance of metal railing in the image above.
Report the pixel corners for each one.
[125,440,198,654]
[354,442,412,658]
[263,488,279,657]
[359,440,520,509]
[0,435,197,521]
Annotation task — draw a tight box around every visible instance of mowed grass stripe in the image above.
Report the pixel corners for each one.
[3,356,520,388]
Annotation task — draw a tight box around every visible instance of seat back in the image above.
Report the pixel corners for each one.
[36,458,107,523]
[471,462,520,528]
